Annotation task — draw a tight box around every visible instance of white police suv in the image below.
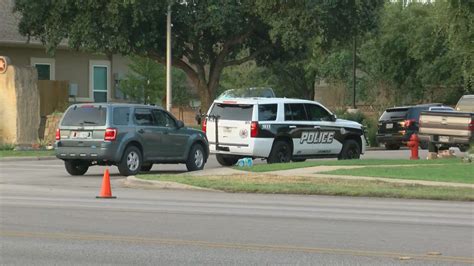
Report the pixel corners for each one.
[202,98,367,166]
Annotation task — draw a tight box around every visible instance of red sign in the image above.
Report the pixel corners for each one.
[0,56,8,74]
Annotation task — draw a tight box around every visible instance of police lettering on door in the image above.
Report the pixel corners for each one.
[300,131,335,144]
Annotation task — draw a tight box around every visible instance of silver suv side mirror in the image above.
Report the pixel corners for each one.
[176,120,185,128]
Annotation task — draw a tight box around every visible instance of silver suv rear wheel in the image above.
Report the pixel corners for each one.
[118,146,142,176]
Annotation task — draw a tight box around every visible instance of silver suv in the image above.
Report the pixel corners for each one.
[55,103,209,176]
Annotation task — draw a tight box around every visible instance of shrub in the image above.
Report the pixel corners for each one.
[0,143,15,150]
[336,110,379,147]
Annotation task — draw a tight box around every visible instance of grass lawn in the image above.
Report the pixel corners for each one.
[0,150,55,157]
[138,174,474,201]
[321,164,474,184]
[241,158,461,172]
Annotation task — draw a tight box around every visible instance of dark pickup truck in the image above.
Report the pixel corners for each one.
[418,95,474,152]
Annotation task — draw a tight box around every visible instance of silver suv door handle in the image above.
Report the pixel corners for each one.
[138,129,145,134]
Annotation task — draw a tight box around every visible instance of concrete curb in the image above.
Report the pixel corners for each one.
[0,156,57,162]
[122,176,222,192]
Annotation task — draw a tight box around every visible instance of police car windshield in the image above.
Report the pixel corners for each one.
[209,103,253,121]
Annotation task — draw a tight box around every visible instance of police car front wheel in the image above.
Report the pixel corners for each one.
[267,141,292,164]
[338,139,361,160]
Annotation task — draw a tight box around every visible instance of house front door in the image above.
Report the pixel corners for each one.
[93,66,108,103]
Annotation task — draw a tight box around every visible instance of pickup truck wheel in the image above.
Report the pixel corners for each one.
[338,140,361,160]
[428,142,438,153]
[267,140,292,164]
[419,141,429,150]
[117,146,142,176]
[64,160,89,176]
[459,146,469,152]
[385,143,400,150]
[216,154,239,166]
[186,144,206,171]
[140,164,153,172]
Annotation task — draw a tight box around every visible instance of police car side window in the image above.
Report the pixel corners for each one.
[285,104,307,121]
[305,104,331,121]
[258,104,277,121]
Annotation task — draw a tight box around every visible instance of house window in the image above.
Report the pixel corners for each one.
[31,58,55,80]
[35,64,51,80]
[89,60,111,103]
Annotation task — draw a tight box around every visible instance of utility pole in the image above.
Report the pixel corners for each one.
[166,3,172,111]
[352,36,357,109]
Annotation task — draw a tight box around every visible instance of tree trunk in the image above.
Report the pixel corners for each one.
[193,79,213,113]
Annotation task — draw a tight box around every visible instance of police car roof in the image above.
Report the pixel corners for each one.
[214,97,322,105]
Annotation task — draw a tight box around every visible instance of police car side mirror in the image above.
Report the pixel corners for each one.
[331,114,337,121]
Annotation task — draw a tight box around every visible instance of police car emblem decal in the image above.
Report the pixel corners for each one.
[300,131,335,144]
[239,129,248,138]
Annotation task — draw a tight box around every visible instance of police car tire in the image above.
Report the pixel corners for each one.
[419,141,428,150]
[64,160,89,176]
[216,154,239,166]
[292,158,306,162]
[338,139,361,160]
[267,141,292,164]
[140,164,153,172]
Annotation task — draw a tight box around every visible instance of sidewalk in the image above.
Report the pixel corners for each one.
[185,165,474,189]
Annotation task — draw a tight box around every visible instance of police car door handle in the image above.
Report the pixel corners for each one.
[289,126,297,129]
[313,126,321,129]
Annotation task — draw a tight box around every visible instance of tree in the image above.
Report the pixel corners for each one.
[119,56,166,104]
[358,1,466,105]
[120,56,194,106]
[14,0,384,110]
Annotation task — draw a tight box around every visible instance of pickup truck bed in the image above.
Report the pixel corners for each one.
[418,111,473,152]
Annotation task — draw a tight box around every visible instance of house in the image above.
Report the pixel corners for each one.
[0,0,130,103]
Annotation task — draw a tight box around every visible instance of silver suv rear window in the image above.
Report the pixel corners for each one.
[209,103,253,121]
[61,105,107,126]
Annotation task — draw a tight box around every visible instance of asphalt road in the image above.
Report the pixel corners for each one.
[0,150,473,265]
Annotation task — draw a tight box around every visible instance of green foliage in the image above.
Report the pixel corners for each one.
[172,68,193,107]
[119,56,165,105]
[120,56,194,106]
[335,110,378,147]
[219,61,276,96]
[14,0,385,110]
[0,143,15,151]
[357,2,467,105]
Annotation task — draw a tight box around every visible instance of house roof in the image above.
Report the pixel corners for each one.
[0,0,37,45]
[0,0,67,47]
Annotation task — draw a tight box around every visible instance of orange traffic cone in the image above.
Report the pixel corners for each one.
[96,168,116,199]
